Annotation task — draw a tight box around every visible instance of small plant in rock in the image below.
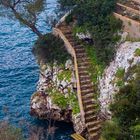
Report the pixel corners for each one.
[57,70,72,82]
[135,48,140,56]
[116,68,125,79]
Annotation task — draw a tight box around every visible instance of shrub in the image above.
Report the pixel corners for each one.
[0,121,24,140]
[32,33,70,65]
[101,120,121,140]
[116,68,125,79]
[59,0,122,64]
[135,48,140,56]
[101,65,140,140]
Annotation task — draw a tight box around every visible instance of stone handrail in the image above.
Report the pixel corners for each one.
[53,28,85,123]
[55,11,72,28]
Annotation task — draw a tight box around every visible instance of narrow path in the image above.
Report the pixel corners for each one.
[55,23,102,140]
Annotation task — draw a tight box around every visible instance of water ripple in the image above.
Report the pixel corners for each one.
[0,0,73,139]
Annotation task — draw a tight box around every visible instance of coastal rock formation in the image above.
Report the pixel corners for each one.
[99,41,140,118]
[30,59,77,122]
[72,114,86,135]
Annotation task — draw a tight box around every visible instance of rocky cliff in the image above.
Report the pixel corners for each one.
[99,41,140,119]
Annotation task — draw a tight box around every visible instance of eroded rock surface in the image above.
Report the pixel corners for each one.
[99,41,140,118]
[30,59,77,122]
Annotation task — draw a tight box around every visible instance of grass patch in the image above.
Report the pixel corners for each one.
[85,45,105,83]
[48,87,80,114]
[57,70,72,82]
[116,68,125,79]
[49,88,68,109]
[135,48,140,56]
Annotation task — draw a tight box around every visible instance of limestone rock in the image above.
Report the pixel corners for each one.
[99,41,140,118]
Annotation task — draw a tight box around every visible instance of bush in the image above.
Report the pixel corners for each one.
[135,48,140,56]
[32,33,70,65]
[101,120,121,140]
[59,0,122,64]
[102,65,140,140]
[0,121,24,140]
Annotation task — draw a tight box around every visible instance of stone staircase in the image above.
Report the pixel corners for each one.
[57,24,101,140]
[116,0,140,22]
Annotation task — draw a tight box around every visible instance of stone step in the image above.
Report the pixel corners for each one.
[78,67,88,72]
[67,38,76,43]
[70,42,81,47]
[77,57,90,62]
[85,115,97,122]
[84,105,96,112]
[76,54,87,58]
[87,121,101,129]
[82,93,94,100]
[74,45,83,49]
[88,125,101,134]
[81,88,94,94]
[75,48,85,51]
[80,79,91,84]
[82,97,96,105]
[81,86,93,91]
[63,30,72,35]
[89,133,99,140]
[81,83,93,88]
[81,87,94,94]
[84,110,95,118]
[78,65,87,69]
[83,99,95,106]
[78,62,90,67]
[75,49,85,53]
[78,70,88,75]
[84,103,97,109]
[79,74,90,79]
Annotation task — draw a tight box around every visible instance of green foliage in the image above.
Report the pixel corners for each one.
[85,45,105,83]
[114,68,125,87]
[32,33,70,65]
[102,65,140,140]
[116,68,125,79]
[48,87,80,114]
[116,80,124,87]
[0,0,45,37]
[59,0,122,64]
[130,124,140,139]
[0,121,24,140]
[57,70,72,82]
[135,48,140,56]
[49,88,68,109]
[65,13,74,24]
[101,120,121,140]
[67,93,80,115]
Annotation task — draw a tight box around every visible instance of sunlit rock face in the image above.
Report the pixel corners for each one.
[99,41,140,119]
[72,114,86,135]
[30,59,77,122]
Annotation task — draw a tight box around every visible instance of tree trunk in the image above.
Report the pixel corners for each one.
[30,24,43,38]
[11,7,43,38]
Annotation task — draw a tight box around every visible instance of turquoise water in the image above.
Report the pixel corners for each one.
[0,0,73,139]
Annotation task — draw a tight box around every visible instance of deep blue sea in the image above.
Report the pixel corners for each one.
[0,0,73,139]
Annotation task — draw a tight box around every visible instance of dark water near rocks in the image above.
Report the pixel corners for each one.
[0,0,73,139]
